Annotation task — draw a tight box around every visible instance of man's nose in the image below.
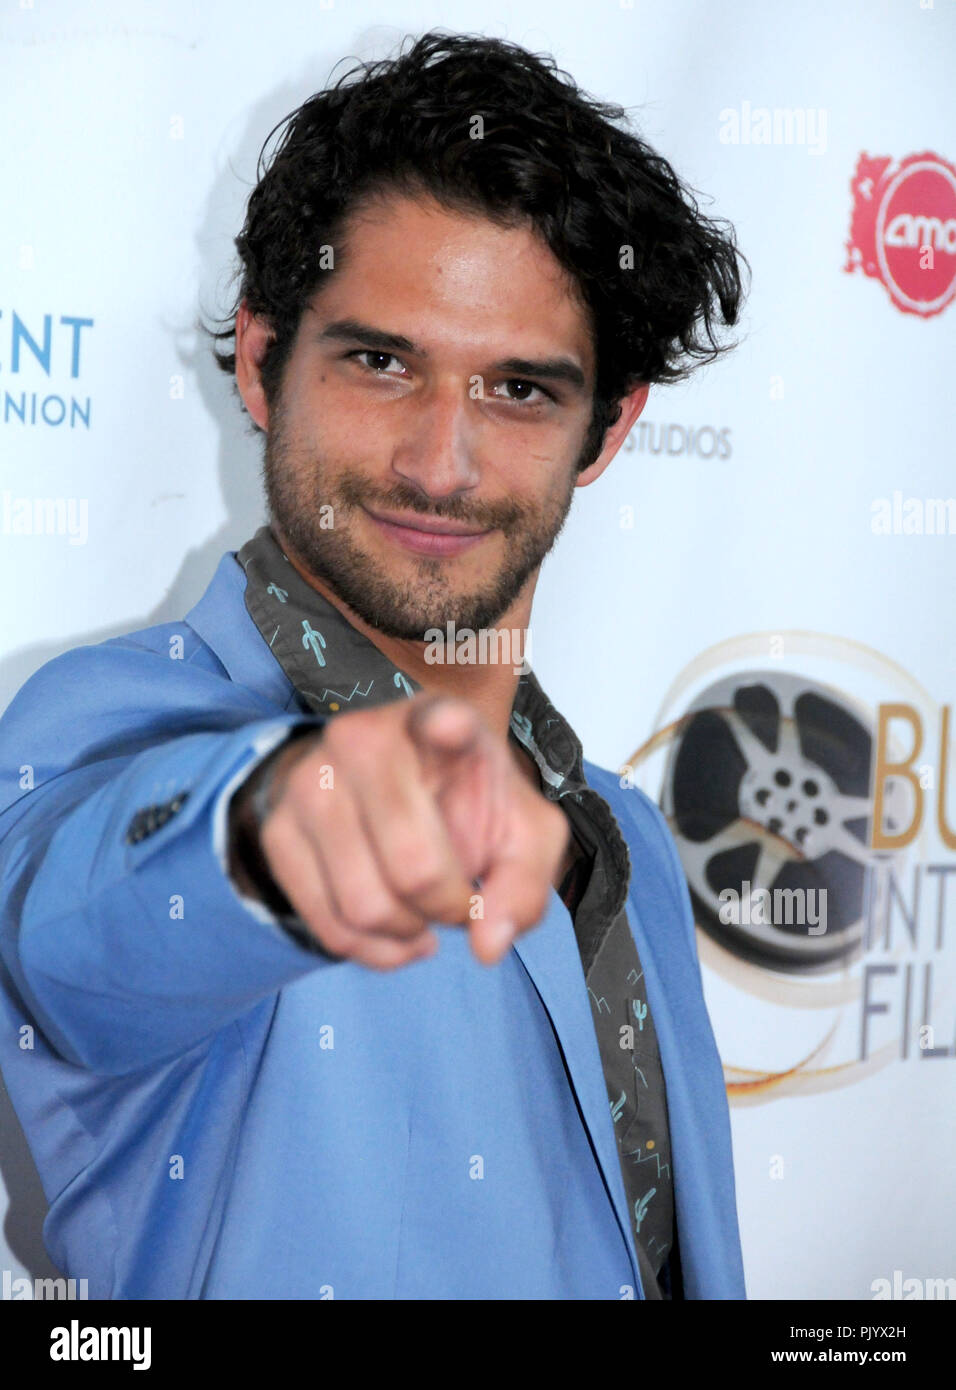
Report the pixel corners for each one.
[389,381,480,501]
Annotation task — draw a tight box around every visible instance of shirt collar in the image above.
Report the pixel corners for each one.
[234,523,591,800]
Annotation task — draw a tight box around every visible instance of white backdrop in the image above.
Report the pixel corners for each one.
[2,0,954,1300]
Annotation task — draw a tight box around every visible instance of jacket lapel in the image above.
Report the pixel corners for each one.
[512,889,643,1294]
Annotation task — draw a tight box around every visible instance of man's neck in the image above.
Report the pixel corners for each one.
[272,522,536,746]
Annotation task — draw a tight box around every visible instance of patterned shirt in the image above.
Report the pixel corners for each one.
[234,523,680,1298]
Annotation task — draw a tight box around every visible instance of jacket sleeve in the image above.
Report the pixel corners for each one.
[0,643,336,1077]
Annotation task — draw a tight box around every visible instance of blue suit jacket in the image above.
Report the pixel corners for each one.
[0,550,746,1299]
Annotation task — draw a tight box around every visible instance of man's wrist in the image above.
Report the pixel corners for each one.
[227,725,323,917]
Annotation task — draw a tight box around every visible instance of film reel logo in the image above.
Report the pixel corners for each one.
[624,634,944,1100]
[658,670,908,973]
[845,149,956,318]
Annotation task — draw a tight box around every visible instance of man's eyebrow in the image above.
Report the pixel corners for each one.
[316,318,419,355]
[315,318,588,392]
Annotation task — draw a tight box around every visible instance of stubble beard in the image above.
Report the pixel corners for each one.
[260,397,582,640]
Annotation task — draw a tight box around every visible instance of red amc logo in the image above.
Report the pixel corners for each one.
[845,150,956,318]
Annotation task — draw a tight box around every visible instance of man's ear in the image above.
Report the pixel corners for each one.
[575,381,650,487]
[234,299,275,431]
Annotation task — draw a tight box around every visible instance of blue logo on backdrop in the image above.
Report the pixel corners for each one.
[1,310,94,429]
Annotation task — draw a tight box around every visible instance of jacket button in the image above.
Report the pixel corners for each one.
[124,791,190,845]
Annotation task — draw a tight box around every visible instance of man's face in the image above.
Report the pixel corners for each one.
[260,191,599,639]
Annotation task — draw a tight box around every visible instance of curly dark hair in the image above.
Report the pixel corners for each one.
[203,29,749,469]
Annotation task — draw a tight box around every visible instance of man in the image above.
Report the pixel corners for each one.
[0,32,747,1299]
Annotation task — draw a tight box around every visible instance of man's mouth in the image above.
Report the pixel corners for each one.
[362,506,493,557]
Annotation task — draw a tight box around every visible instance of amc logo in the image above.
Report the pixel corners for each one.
[846,150,956,318]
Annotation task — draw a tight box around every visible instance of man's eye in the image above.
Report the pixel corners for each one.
[494,379,551,405]
[350,350,404,374]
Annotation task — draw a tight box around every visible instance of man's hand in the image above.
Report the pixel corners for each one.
[229,693,571,970]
